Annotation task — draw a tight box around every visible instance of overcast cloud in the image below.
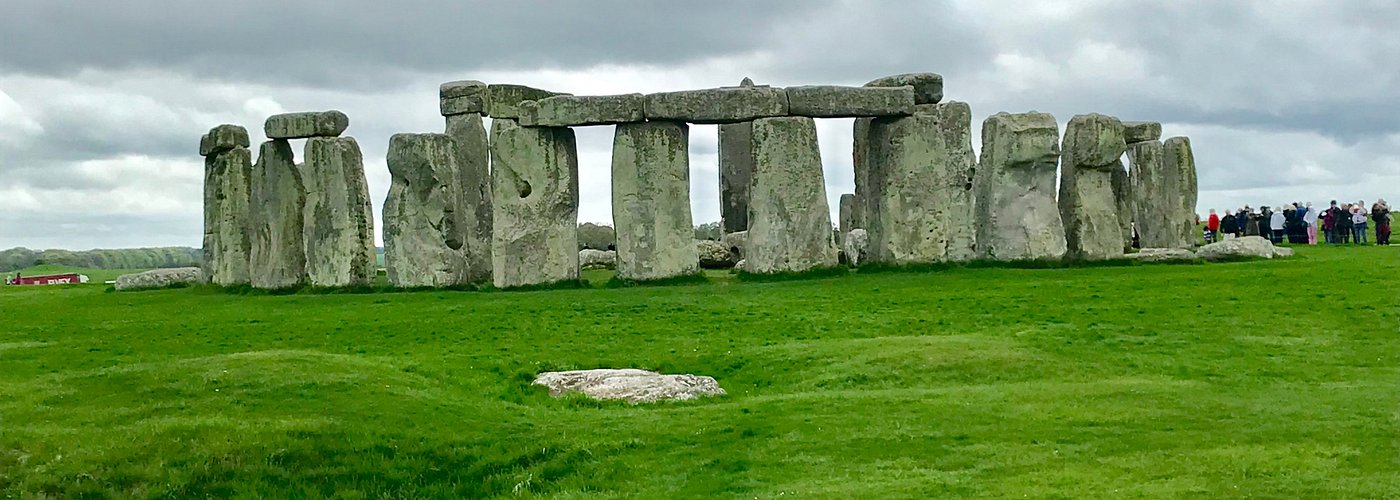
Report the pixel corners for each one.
[2,0,1398,249]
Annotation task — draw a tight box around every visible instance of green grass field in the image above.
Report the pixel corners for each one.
[2,246,1398,497]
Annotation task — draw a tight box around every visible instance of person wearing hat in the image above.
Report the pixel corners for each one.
[1373,199,1392,245]
[1301,202,1318,244]
[1351,200,1369,244]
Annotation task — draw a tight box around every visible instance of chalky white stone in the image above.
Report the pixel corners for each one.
[974,112,1067,260]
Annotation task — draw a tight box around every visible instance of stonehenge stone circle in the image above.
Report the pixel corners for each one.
[784,85,914,118]
[489,119,580,288]
[1058,113,1128,260]
[718,115,755,234]
[644,85,789,124]
[974,112,1068,260]
[302,136,377,287]
[519,93,645,127]
[860,103,976,264]
[265,111,350,139]
[444,112,493,283]
[865,73,944,104]
[744,116,838,273]
[611,121,699,281]
[249,139,306,289]
[1164,137,1199,247]
[1123,121,1162,143]
[484,84,566,119]
[1128,140,1185,248]
[201,125,253,286]
[440,80,487,116]
[383,133,475,288]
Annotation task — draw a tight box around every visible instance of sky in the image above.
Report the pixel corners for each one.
[2,0,1398,250]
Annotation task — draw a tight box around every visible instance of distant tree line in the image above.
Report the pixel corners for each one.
[576,222,725,251]
[0,247,201,272]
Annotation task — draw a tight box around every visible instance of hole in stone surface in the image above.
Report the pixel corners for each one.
[518,181,532,198]
[965,182,974,191]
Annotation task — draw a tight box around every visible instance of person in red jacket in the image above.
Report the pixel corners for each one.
[1206,209,1221,242]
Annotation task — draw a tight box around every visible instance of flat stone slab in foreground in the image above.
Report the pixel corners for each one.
[115,267,204,291]
[533,369,725,404]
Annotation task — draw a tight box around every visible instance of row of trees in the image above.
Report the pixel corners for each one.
[0,247,201,272]
[577,222,724,251]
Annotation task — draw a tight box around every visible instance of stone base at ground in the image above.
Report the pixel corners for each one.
[533,369,725,404]
[115,268,204,291]
[843,228,869,266]
[1126,248,1197,262]
[579,249,616,270]
[1197,236,1279,260]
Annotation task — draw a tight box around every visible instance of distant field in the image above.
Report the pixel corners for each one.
[1,246,1397,497]
[7,264,155,285]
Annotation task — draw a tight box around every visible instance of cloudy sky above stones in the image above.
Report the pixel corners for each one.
[2,0,1398,249]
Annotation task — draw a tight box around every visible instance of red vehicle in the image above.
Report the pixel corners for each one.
[6,273,89,285]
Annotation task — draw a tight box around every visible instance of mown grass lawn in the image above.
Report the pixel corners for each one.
[2,246,1397,498]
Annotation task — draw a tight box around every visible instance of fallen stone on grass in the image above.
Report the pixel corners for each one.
[579,249,616,270]
[533,369,725,404]
[115,267,204,291]
[843,228,869,266]
[1126,248,1196,263]
[1196,236,1279,261]
[695,239,735,269]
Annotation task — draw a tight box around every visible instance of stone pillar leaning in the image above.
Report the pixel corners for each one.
[1058,113,1128,260]
[611,121,699,281]
[249,138,306,289]
[268,111,377,287]
[383,133,474,287]
[744,116,838,273]
[440,80,493,283]
[199,124,253,286]
[974,112,1067,261]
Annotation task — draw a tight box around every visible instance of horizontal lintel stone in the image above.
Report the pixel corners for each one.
[643,86,789,124]
[1123,121,1163,143]
[519,94,645,127]
[864,73,944,105]
[785,85,914,118]
[264,111,350,139]
[484,84,569,119]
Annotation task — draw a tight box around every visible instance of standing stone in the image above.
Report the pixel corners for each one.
[861,103,977,264]
[1128,140,1182,248]
[1165,137,1199,246]
[444,113,493,283]
[1058,114,1128,260]
[838,193,858,234]
[744,117,837,273]
[611,121,698,281]
[974,112,1067,261]
[864,73,944,105]
[718,118,753,234]
[1111,165,1134,251]
[302,137,376,287]
[249,139,306,289]
[489,119,580,288]
[383,133,473,288]
[201,125,253,286]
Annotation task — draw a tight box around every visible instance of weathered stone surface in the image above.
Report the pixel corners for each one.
[203,139,253,286]
[1123,121,1162,143]
[1111,165,1134,251]
[114,267,204,291]
[489,119,580,288]
[1058,114,1128,261]
[974,112,1067,261]
[249,140,306,289]
[302,137,376,287]
[843,228,869,267]
[718,120,753,234]
[579,249,616,270]
[1274,246,1293,258]
[439,80,487,116]
[1164,137,1199,247]
[1126,248,1196,262]
[838,193,858,233]
[721,231,747,262]
[265,111,350,139]
[865,73,944,105]
[785,85,914,118]
[383,133,473,288]
[1127,140,1182,248]
[533,369,725,404]
[1197,235,1277,260]
[744,117,838,273]
[520,94,644,127]
[644,86,788,124]
[199,125,250,157]
[611,121,698,281]
[695,239,735,269]
[444,113,493,283]
[861,103,977,265]
[484,84,566,119]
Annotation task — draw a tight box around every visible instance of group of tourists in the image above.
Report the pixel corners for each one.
[1203,199,1392,246]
